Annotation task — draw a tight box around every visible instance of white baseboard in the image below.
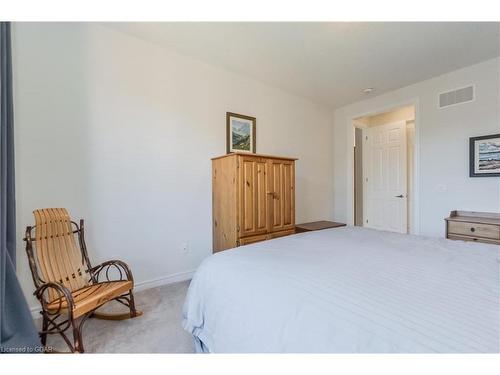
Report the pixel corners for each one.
[31,307,40,320]
[30,269,195,320]
[133,270,195,292]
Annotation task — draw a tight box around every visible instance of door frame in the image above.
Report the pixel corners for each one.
[362,120,408,233]
[347,99,421,235]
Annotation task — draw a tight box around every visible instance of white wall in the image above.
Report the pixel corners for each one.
[12,23,334,309]
[333,57,500,237]
[359,105,415,127]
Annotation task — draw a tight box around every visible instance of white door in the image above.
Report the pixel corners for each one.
[364,121,407,233]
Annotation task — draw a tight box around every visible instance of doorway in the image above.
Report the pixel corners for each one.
[353,105,415,234]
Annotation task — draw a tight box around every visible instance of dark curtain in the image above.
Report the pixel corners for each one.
[0,22,40,353]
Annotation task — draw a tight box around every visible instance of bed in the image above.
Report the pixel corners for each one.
[182,226,500,353]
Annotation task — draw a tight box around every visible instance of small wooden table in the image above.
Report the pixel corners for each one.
[445,210,500,245]
[295,220,346,233]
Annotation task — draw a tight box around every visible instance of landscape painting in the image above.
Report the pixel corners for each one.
[470,134,500,177]
[226,112,256,153]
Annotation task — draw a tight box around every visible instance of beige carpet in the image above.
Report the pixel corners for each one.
[36,280,196,353]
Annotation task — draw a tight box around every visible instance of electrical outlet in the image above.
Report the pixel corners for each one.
[181,242,189,253]
[435,184,447,193]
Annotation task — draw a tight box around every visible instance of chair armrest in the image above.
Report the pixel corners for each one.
[91,260,134,284]
[35,282,75,316]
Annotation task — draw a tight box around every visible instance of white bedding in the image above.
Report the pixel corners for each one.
[182,226,500,353]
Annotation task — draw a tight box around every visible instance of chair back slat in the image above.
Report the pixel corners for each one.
[33,208,89,301]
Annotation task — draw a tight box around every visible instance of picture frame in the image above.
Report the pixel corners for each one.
[469,133,500,177]
[226,112,256,154]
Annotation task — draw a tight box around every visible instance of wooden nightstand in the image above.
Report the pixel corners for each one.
[295,221,346,233]
[445,210,500,245]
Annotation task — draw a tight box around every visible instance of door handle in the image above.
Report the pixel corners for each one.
[395,194,404,198]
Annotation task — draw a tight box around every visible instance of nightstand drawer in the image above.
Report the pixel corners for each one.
[448,221,500,240]
[447,234,500,245]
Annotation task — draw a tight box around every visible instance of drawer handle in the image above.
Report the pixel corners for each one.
[470,227,476,233]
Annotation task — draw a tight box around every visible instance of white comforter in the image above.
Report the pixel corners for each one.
[182,227,500,353]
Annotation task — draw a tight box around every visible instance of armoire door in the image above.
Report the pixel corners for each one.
[238,155,269,238]
[268,159,295,233]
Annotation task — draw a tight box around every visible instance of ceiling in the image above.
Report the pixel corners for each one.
[103,22,500,108]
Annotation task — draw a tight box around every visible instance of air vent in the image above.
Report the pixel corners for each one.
[438,85,474,109]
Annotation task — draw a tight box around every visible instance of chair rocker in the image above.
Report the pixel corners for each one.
[24,208,142,353]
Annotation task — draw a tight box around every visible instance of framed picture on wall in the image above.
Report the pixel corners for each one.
[470,134,500,177]
[226,112,256,154]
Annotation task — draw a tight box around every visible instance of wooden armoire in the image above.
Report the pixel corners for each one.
[212,152,297,252]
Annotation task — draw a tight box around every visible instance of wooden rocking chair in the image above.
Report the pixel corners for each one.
[24,208,142,353]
